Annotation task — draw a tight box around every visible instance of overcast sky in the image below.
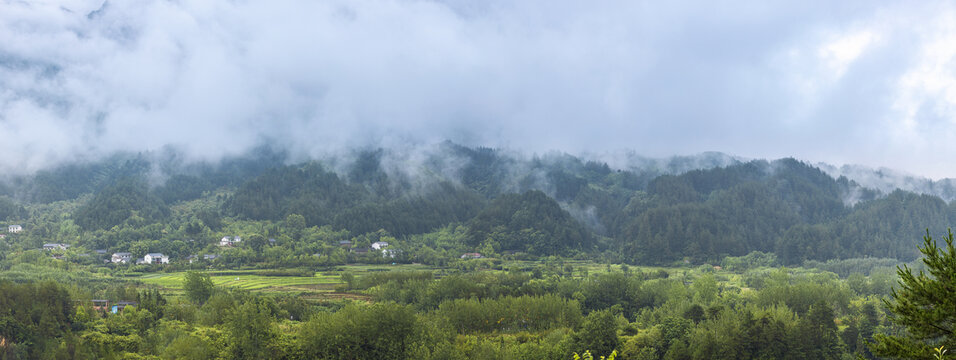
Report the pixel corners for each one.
[2,0,956,178]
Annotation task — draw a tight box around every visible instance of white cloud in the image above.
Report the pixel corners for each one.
[818,30,878,79]
[2,0,956,178]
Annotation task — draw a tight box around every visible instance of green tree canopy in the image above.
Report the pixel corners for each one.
[465,190,592,255]
[874,230,956,358]
[73,177,170,230]
[183,271,215,305]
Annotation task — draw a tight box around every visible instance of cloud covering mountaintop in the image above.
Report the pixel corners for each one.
[3,0,956,178]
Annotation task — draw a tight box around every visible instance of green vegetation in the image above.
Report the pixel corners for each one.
[183,271,215,304]
[0,144,953,358]
[873,230,956,358]
[466,190,592,256]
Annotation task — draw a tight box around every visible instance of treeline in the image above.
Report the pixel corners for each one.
[2,143,956,264]
[0,281,75,358]
[217,148,956,263]
[0,264,894,359]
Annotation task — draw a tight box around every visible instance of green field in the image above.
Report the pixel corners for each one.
[134,264,442,299]
[128,261,794,304]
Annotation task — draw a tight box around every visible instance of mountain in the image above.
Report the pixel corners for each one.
[0,143,952,265]
[818,163,956,202]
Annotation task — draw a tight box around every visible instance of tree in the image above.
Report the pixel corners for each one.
[128,241,150,259]
[246,234,267,254]
[285,213,306,241]
[183,271,215,305]
[790,300,844,360]
[225,300,280,359]
[573,309,623,358]
[874,230,956,358]
[683,304,705,324]
[298,303,430,360]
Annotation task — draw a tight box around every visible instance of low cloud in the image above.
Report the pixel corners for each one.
[3,0,956,178]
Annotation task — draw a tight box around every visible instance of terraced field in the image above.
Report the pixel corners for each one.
[134,264,439,299]
[130,261,688,303]
[136,270,340,297]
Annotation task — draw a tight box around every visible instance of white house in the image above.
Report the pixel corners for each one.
[371,241,389,250]
[8,225,22,233]
[144,253,169,264]
[43,243,70,251]
[220,236,242,247]
[111,252,133,264]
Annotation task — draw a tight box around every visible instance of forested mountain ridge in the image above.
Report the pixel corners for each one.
[819,162,956,202]
[0,143,952,265]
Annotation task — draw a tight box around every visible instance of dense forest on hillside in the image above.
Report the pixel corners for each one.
[0,142,950,265]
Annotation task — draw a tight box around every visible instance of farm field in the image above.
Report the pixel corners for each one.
[133,263,443,299]
[130,260,750,300]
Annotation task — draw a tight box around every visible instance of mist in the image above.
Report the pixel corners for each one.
[3,0,956,179]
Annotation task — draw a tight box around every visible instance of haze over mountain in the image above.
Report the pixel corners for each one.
[5,3,956,358]
[3,0,956,178]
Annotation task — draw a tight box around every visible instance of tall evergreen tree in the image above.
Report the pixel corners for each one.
[791,300,844,360]
[873,230,956,358]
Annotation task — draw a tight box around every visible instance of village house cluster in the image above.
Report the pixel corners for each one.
[34,234,262,265]
[30,230,426,266]
[335,240,401,258]
[109,252,169,264]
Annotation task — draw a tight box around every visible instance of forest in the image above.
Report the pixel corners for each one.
[0,143,953,359]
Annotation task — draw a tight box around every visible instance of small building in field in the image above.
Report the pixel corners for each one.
[144,253,169,264]
[460,252,483,259]
[220,236,243,247]
[43,243,70,251]
[111,252,133,264]
[111,301,137,313]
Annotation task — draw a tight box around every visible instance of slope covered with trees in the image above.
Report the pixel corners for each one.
[465,190,592,256]
[0,144,952,265]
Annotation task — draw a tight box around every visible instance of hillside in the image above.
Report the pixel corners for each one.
[0,143,951,265]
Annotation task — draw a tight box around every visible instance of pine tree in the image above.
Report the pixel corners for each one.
[789,300,844,360]
[873,229,956,358]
